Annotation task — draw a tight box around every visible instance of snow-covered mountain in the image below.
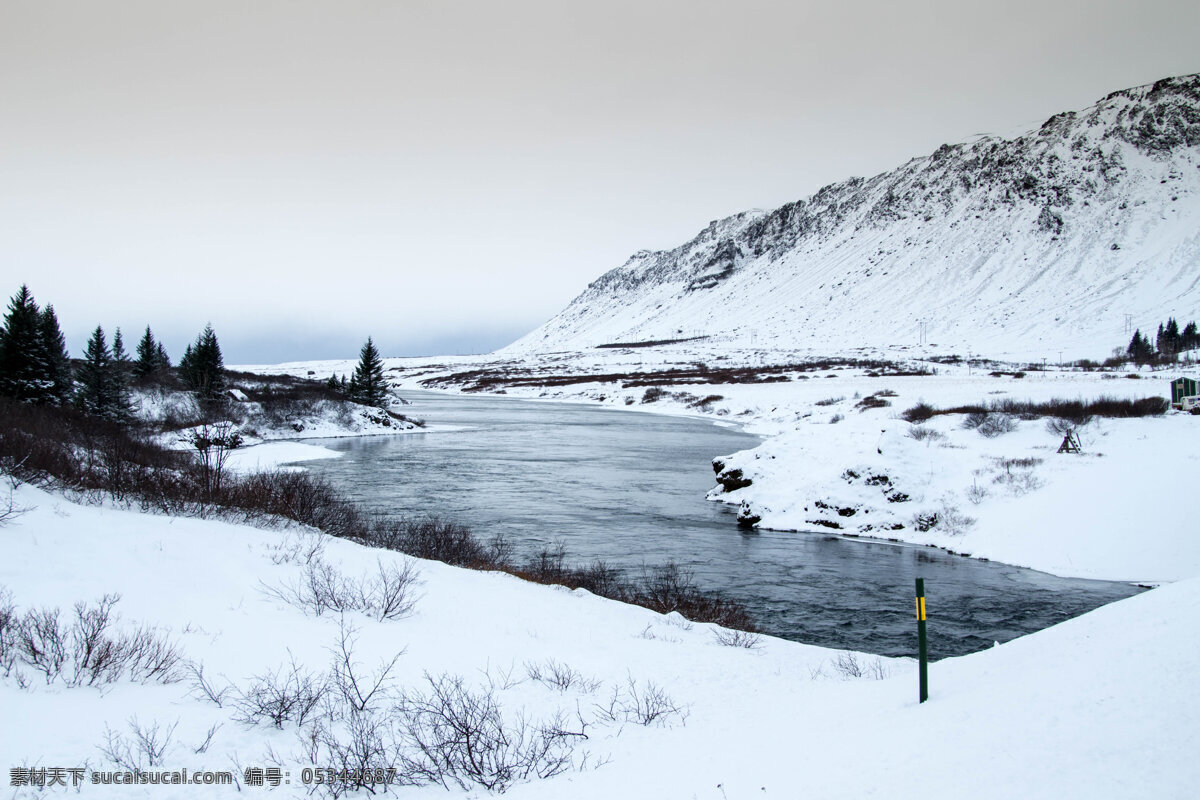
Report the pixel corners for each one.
[506,74,1200,360]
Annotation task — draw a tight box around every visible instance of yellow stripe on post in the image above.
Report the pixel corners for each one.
[918,597,926,621]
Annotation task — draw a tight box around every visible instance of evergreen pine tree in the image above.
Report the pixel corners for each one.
[112,328,131,375]
[155,341,171,370]
[1127,329,1154,364]
[1183,321,1199,352]
[348,337,388,408]
[179,324,225,400]
[0,285,54,403]
[1163,318,1181,356]
[134,326,159,377]
[38,305,72,404]
[76,326,114,416]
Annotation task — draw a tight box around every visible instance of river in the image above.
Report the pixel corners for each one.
[296,390,1141,659]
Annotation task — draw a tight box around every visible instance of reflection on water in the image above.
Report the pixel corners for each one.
[298,390,1141,658]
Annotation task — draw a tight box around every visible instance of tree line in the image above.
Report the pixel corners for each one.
[1126,317,1200,365]
[0,285,228,419]
[0,284,394,420]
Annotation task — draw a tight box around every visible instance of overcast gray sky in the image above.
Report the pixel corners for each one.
[2,0,1197,363]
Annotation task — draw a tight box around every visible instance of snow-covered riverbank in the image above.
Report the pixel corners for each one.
[2,477,1196,798]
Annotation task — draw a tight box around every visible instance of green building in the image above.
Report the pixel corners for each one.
[1170,376,1198,407]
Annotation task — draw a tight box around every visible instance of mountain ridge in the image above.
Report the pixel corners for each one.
[505,74,1200,360]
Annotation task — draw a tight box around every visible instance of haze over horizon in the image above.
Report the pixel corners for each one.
[2,0,1198,364]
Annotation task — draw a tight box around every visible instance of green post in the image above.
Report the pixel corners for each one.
[916,577,928,703]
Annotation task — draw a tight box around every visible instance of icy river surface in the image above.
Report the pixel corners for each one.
[299,390,1141,658]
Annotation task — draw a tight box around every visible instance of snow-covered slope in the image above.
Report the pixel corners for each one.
[507,74,1200,360]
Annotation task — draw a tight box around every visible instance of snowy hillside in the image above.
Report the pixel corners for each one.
[506,74,1200,360]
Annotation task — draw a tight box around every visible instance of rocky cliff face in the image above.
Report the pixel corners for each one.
[507,75,1200,359]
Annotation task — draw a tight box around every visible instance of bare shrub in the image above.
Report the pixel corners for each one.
[1046,416,1091,436]
[814,396,844,406]
[829,413,844,424]
[301,711,395,798]
[232,654,328,729]
[261,558,356,617]
[713,628,764,649]
[185,660,233,707]
[938,502,976,535]
[9,593,182,687]
[0,471,31,526]
[900,402,936,423]
[261,556,420,622]
[366,516,489,568]
[976,413,1017,438]
[266,529,328,566]
[966,480,989,505]
[905,426,947,443]
[0,587,17,678]
[369,559,422,621]
[832,652,889,680]
[193,722,222,755]
[98,717,179,771]
[855,393,892,411]
[395,673,582,791]
[524,659,601,693]
[16,607,67,684]
[962,410,988,429]
[594,676,687,727]
[329,619,404,714]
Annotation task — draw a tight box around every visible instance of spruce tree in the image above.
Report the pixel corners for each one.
[134,326,159,377]
[1127,329,1154,364]
[349,337,388,408]
[1183,321,1199,352]
[179,324,225,400]
[38,305,72,404]
[0,285,54,403]
[76,326,114,416]
[155,341,171,370]
[112,328,131,378]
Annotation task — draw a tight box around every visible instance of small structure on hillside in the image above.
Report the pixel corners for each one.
[1170,376,1198,409]
[1057,432,1082,454]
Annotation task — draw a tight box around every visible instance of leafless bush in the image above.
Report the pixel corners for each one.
[261,556,420,622]
[976,413,1017,438]
[593,676,687,727]
[829,413,844,424]
[301,711,396,798]
[815,396,844,406]
[232,653,328,729]
[11,594,183,687]
[185,660,233,707]
[98,717,179,771]
[329,619,404,714]
[629,562,756,632]
[395,673,582,791]
[15,607,67,684]
[966,480,989,505]
[905,426,947,443]
[192,722,222,755]
[832,652,889,680]
[713,628,764,649]
[261,558,355,617]
[524,659,601,693]
[1046,416,1091,436]
[855,393,892,411]
[369,559,422,621]
[0,588,16,678]
[266,529,328,566]
[938,502,976,535]
[0,472,30,526]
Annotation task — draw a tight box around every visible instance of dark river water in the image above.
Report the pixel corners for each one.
[296,390,1141,659]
